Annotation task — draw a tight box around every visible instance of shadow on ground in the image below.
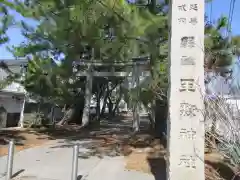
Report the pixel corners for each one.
[0,115,154,157]
[205,160,240,180]
[46,115,155,158]
[77,175,83,180]
[2,115,235,180]
[0,130,26,146]
[147,157,166,180]
[0,115,167,179]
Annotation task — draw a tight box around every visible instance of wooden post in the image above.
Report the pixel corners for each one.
[167,1,205,179]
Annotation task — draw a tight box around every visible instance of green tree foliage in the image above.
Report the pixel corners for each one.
[0,2,16,89]
[5,0,165,99]
[3,0,240,128]
[205,16,240,70]
[0,1,13,46]
[7,0,237,98]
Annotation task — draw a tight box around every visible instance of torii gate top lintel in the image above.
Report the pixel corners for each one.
[73,58,150,77]
[72,57,150,67]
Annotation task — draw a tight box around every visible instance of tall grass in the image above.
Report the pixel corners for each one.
[205,95,240,178]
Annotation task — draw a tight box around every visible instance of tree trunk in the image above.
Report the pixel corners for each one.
[101,96,108,116]
[107,97,113,116]
[154,99,168,139]
[101,86,110,116]
[73,99,85,124]
[96,95,101,121]
[112,98,121,116]
[100,83,118,117]
[132,104,140,132]
[57,107,75,125]
[112,87,123,116]
[148,112,155,130]
[148,100,155,130]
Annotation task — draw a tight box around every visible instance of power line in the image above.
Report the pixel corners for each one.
[226,0,233,37]
[226,0,236,41]
[226,0,238,91]
[230,0,236,25]
[209,0,213,23]
[230,0,236,41]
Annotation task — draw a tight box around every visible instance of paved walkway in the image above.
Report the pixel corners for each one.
[0,140,155,180]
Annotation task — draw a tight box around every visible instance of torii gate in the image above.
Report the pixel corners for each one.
[73,59,150,129]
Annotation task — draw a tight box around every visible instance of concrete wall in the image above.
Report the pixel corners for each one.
[0,94,25,127]
[0,95,24,113]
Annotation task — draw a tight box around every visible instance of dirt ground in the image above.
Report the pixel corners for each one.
[125,150,226,179]
[124,141,235,180]
[0,128,52,156]
[0,127,237,180]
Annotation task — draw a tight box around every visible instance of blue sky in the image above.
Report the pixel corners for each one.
[205,1,240,36]
[0,1,239,59]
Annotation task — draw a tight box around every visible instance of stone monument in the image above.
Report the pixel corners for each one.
[167,1,205,179]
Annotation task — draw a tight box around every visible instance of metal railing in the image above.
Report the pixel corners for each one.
[4,140,80,180]
[6,140,14,180]
[71,144,79,180]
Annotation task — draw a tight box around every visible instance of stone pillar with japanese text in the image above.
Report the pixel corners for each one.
[167,1,205,180]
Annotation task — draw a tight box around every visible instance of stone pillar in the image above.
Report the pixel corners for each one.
[167,1,205,180]
[82,67,93,126]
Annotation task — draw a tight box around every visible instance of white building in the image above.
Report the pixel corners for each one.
[0,59,27,128]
